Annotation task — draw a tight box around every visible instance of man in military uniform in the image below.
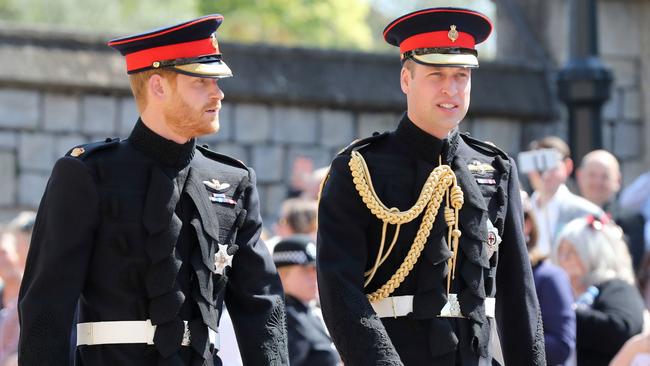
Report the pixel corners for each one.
[273,235,340,366]
[317,8,545,366]
[18,15,289,365]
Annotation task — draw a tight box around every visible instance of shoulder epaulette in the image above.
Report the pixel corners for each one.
[337,131,390,156]
[197,144,248,170]
[460,132,508,159]
[65,137,120,159]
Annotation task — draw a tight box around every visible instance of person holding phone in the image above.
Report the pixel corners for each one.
[525,136,602,256]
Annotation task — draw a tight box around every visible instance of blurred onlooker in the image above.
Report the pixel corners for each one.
[266,198,318,253]
[576,150,646,271]
[287,157,329,201]
[610,332,650,366]
[619,171,650,270]
[636,254,650,311]
[0,211,35,365]
[528,136,603,256]
[523,192,576,365]
[273,235,340,366]
[552,216,644,366]
[576,149,621,209]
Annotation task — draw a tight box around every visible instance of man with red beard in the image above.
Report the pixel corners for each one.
[18,15,289,366]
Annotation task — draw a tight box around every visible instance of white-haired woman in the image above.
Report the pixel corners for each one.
[552,215,645,366]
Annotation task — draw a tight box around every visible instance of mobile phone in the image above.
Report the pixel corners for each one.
[517,149,562,174]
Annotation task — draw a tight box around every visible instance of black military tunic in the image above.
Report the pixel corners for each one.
[317,115,545,365]
[18,120,289,365]
[285,295,340,366]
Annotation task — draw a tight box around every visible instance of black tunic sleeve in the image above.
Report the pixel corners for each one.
[316,155,403,366]
[225,167,289,365]
[18,157,100,365]
[495,158,546,365]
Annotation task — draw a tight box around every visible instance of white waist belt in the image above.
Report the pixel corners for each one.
[77,320,219,348]
[371,295,496,319]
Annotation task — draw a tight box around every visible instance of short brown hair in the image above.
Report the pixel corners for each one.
[529,136,571,159]
[128,69,178,113]
[402,59,416,79]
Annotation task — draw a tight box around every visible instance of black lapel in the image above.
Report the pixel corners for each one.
[184,166,221,242]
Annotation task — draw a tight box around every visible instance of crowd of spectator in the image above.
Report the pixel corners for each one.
[3,134,650,366]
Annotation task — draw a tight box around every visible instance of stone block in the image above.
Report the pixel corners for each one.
[81,95,117,136]
[208,142,249,163]
[358,113,398,138]
[320,110,355,148]
[0,89,39,129]
[471,117,522,155]
[604,58,639,88]
[118,97,139,137]
[258,183,287,219]
[43,93,79,132]
[0,152,16,206]
[18,133,57,171]
[55,134,87,157]
[599,1,641,58]
[251,146,284,183]
[621,160,648,189]
[272,106,318,144]
[602,88,621,121]
[0,132,17,150]
[18,172,50,209]
[613,122,642,159]
[233,104,271,143]
[622,89,641,120]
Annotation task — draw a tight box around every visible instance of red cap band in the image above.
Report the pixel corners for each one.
[124,38,219,72]
[399,31,476,54]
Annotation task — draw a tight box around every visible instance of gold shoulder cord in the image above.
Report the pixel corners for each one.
[348,150,464,303]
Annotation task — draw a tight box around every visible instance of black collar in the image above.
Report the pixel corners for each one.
[394,114,459,164]
[127,119,195,169]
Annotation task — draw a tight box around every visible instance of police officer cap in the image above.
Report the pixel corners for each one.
[383,7,493,68]
[108,14,232,78]
[273,235,317,268]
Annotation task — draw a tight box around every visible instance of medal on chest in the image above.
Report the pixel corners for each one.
[214,243,234,275]
[485,218,502,259]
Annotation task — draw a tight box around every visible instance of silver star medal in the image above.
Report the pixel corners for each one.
[485,219,502,259]
[214,244,234,275]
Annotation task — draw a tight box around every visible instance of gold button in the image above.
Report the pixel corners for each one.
[70,147,85,157]
[152,61,160,68]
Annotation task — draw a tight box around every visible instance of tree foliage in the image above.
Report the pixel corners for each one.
[198,0,373,50]
[0,0,200,34]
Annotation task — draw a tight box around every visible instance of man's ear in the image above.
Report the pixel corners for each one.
[400,66,411,94]
[564,158,574,176]
[148,74,167,101]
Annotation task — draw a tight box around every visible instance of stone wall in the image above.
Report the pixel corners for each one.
[497,0,650,185]
[0,23,555,224]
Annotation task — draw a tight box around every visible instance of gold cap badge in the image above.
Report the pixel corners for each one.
[210,32,219,49]
[70,147,85,157]
[448,25,459,42]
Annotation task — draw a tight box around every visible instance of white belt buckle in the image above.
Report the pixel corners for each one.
[181,321,191,346]
[438,293,466,318]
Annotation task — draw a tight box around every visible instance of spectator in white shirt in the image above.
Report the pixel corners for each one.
[527,137,602,255]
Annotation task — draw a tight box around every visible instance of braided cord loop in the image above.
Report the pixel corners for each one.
[348,151,464,303]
